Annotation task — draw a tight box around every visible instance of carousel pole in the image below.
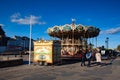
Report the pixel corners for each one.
[96,37,97,48]
[72,19,75,55]
[62,29,63,51]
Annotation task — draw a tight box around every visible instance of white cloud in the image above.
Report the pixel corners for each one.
[10,13,21,19]
[0,24,5,26]
[100,27,120,34]
[11,13,46,25]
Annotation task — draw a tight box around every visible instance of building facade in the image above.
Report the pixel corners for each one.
[7,36,34,51]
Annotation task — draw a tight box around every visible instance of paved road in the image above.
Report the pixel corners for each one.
[0,56,120,80]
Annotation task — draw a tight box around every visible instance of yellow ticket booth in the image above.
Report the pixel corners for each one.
[33,40,61,65]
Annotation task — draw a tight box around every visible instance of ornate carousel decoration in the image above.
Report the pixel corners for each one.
[47,20,100,59]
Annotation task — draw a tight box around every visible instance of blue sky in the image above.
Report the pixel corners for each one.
[0,0,120,49]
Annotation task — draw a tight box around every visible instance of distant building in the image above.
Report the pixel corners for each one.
[7,35,34,51]
[0,25,10,46]
[0,25,34,51]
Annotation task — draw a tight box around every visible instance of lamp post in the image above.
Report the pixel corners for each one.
[29,15,32,65]
[105,37,109,49]
[11,14,45,65]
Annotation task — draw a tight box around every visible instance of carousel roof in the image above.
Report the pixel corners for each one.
[47,23,100,38]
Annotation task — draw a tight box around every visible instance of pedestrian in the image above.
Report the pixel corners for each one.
[86,49,92,67]
[95,48,101,65]
[81,48,86,66]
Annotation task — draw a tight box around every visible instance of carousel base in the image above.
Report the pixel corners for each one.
[61,55,82,60]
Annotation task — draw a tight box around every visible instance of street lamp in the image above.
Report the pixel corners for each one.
[11,14,45,65]
[105,37,109,49]
[29,15,32,65]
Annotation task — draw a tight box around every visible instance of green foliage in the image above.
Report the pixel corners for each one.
[117,45,120,51]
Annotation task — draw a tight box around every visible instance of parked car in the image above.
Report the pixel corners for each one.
[101,49,119,59]
[117,52,120,56]
[100,49,113,59]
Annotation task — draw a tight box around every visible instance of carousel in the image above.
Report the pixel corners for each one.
[47,20,100,59]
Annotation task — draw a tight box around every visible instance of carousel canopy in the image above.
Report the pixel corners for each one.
[47,23,100,38]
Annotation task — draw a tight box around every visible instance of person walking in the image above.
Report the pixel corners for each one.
[86,49,92,67]
[95,48,102,65]
[81,48,86,66]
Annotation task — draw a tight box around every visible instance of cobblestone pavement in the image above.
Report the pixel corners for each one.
[0,56,120,80]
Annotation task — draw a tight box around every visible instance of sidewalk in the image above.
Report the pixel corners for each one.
[0,57,119,80]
